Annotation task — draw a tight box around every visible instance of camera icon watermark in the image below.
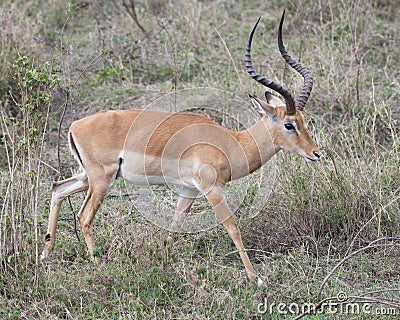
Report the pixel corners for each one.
[257,292,398,316]
[122,87,277,233]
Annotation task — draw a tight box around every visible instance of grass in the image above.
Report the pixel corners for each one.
[0,0,399,319]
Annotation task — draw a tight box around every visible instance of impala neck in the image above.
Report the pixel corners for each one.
[233,117,280,179]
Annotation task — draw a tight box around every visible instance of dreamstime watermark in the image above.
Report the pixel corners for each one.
[121,88,277,233]
[257,292,398,316]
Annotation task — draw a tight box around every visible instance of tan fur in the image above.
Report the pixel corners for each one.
[41,98,319,283]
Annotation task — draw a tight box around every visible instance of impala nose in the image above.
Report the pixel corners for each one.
[313,151,320,160]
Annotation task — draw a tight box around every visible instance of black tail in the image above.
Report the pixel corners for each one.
[69,132,84,170]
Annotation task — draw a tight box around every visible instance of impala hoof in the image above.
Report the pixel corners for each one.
[92,255,101,265]
[166,234,174,245]
[40,250,49,262]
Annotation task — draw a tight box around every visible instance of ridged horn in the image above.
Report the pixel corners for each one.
[245,16,297,115]
[278,10,313,111]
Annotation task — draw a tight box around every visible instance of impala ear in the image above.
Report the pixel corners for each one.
[265,91,285,107]
[249,95,276,117]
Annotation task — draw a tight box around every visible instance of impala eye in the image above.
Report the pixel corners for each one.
[284,123,295,130]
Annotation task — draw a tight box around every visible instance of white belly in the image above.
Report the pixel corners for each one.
[121,172,189,186]
[119,151,194,187]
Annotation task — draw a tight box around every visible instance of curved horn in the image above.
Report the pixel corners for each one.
[278,10,313,110]
[245,16,297,115]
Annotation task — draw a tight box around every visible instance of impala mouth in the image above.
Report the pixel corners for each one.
[304,156,318,162]
[304,152,320,162]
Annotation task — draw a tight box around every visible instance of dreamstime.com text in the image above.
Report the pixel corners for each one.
[257,293,398,316]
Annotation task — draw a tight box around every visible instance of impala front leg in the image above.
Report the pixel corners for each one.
[206,186,257,282]
[167,187,199,243]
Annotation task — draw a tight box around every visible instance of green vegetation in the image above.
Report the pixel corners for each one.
[0,0,399,319]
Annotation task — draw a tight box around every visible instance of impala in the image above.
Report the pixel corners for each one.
[41,11,320,282]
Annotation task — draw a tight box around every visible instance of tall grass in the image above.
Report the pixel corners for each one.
[251,98,399,249]
[1,55,60,277]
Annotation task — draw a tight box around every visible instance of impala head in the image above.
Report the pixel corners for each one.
[245,11,320,162]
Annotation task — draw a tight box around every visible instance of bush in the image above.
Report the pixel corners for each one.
[0,54,60,271]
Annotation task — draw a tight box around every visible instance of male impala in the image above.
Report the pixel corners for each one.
[41,11,320,282]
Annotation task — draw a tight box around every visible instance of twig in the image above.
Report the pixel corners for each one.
[293,294,400,320]
[157,19,178,110]
[357,288,400,298]
[317,237,400,301]
[57,90,69,175]
[72,53,104,88]
[291,237,400,319]
[56,7,104,243]
[212,24,243,88]
[122,0,150,38]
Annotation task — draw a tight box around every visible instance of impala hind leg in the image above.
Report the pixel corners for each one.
[77,165,119,263]
[41,172,89,261]
[167,187,199,243]
[206,186,257,282]
[76,189,104,264]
